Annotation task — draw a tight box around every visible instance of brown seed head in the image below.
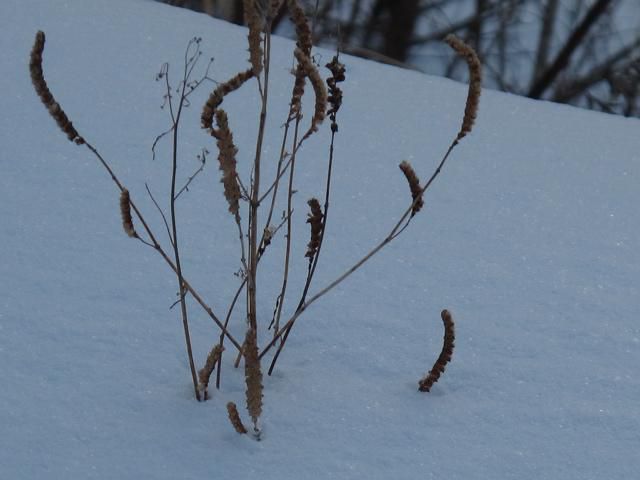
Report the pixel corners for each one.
[244,0,264,76]
[214,110,242,216]
[119,189,137,238]
[418,309,455,392]
[226,402,248,434]
[445,34,482,141]
[244,327,263,429]
[293,48,327,140]
[399,161,424,217]
[198,344,224,400]
[325,55,346,132]
[29,31,84,144]
[305,198,324,260]
[201,68,254,131]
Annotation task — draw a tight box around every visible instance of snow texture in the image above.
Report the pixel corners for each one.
[1,0,639,479]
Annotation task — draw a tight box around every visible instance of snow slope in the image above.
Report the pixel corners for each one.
[1,1,639,479]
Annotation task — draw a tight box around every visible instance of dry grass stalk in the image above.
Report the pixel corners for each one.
[244,0,264,76]
[325,55,346,133]
[29,31,84,145]
[305,198,323,259]
[119,189,138,238]
[226,402,248,434]
[201,69,254,131]
[444,34,482,141]
[198,344,224,399]
[419,309,455,392]
[399,161,424,217]
[214,110,242,215]
[293,48,327,139]
[244,327,263,431]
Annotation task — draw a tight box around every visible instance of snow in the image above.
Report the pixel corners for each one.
[1,0,639,478]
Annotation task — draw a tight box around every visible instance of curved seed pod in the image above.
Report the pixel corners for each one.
[201,69,254,131]
[227,402,248,434]
[444,35,482,142]
[293,48,327,139]
[399,161,424,217]
[419,309,455,392]
[198,344,224,400]
[119,189,137,238]
[29,31,84,144]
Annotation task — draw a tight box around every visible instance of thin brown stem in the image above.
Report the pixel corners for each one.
[261,139,459,363]
[83,142,242,352]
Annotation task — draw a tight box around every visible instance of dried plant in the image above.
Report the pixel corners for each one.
[32,1,480,439]
[293,47,327,139]
[305,198,323,260]
[214,110,242,215]
[419,310,455,392]
[29,31,83,144]
[325,55,346,132]
[227,402,248,434]
[445,34,482,142]
[119,189,138,238]
[201,69,254,131]
[198,344,224,399]
[243,327,263,435]
[398,161,424,217]
[244,0,264,76]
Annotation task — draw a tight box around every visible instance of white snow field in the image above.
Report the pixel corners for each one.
[1,1,639,479]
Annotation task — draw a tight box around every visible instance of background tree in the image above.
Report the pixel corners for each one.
[158,0,640,117]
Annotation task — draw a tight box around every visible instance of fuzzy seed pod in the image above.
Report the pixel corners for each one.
[244,0,264,76]
[214,110,242,216]
[201,69,254,131]
[305,198,323,260]
[244,327,263,430]
[445,35,482,141]
[119,189,137,238]
[29,31,84,145]
[419,309,455,392]
[287,0,313,117]
[198,344,224,400]
[287,0,312,57]
[226,402,248,434]
[325,55,346,133]
[399,161,424,216]
[293,48,327,139]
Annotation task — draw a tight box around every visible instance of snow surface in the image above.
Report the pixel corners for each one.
[1,0,639,479]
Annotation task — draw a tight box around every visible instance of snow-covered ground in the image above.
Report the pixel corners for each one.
[1,1,639,479]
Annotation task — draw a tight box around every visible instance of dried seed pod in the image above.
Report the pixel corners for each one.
[445,35,482,142]
[244,0,264,76]
[419,310,455,392]
[305,198,323,260]
[399,161,424,216]
[214,110,242,216]
[325,55,346,132]
[287,0,312,57]
[293,48,327,139]
[201,69,254,131]
[244,327,263,430]
[119,189,137,238]
[198,344,224,400]
[227,402,248,434]
[29,31,84,145]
